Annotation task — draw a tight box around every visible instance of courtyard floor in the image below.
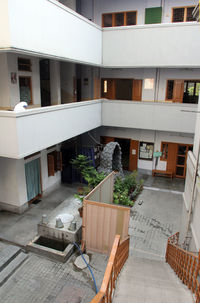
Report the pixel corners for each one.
[0,172,187,302]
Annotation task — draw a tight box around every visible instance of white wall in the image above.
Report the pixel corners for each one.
[4,0,102,66]
[102,100,196,134]
[0,100,102,159]
[80,0,198,26]
[0,54,10,107]
[103,23,200,68]
[0,0,10,49]
[7,53,41,108]
[40,147,61,192]
[50,60,61,105]
[0,157,27,211]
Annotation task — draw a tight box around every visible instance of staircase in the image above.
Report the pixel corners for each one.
[113,256,194,303]
[0,242,28,287]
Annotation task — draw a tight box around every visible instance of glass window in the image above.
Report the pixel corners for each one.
[166,80,174,99]
[126,12,137,25]
[103,14,112,27]
[186,7,196,21]
[115,13,124,26]
[172,8,184,22]
[19,77,32,104]
[18,58,32,72]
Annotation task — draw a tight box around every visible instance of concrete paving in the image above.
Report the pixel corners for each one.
[113,176,193,303]
[0,183,81,246]
[0,174,191,303]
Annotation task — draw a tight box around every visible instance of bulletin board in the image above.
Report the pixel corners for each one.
[139,142,154,160]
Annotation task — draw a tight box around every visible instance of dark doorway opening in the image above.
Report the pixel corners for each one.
[115,79,132,100]
[115,138,130,170]
[40,59,51,107]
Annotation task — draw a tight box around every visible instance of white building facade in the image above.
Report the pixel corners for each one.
[0,0,199,218]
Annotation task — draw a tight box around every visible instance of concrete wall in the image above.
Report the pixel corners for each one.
[1,0,102,66]
[103,23,200,68]
[80,0,198,26]
[0,157,27,213]
[0,100,102,159]
[59,0,76,10]
[102,100,196,134]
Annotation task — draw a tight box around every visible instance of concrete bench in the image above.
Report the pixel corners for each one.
[152,169,173,179]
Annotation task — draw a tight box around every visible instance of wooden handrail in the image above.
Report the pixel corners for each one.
[166,233,200,303]
[91,234,129,303]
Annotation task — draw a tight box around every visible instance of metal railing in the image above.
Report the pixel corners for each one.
[166,232,200,303]
[90,235,130,303]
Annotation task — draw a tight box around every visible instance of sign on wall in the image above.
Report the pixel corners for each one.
[139,142,154,160]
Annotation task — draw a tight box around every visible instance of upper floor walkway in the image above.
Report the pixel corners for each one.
[0,99,196,159]
[0,0,199,68]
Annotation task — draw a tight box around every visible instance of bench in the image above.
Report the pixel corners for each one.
[152,169,173,179]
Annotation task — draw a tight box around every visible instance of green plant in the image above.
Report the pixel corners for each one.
[113,171,143,207]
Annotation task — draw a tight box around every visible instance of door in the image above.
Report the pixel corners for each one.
[132,80,142,101]
[129,140,139,171]
[166,143,177,175]
[25,158,42,202]
[101,136,115,145]
[175,144,193,178]
[101,79,116,99]
[94,77,101,99]
[173,80,184,103]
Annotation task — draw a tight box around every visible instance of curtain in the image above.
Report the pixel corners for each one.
[25,158,41,201]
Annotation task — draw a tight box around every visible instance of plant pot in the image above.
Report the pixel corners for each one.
[78,206,83,218]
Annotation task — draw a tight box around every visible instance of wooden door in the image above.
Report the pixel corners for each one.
[173,80,184,103]
[175,144,193,178]
[100,136,115,145]
[129,140,139,171]
[132,80,142,101]
[166,143,177,175]
[101,79,116,99]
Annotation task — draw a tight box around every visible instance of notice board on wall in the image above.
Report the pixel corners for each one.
[139,142,154,160]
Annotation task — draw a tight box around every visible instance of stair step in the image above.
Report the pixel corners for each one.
[0,252,28,287]
[0,244,21,272]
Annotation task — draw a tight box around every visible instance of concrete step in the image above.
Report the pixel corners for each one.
[0,252,28,287]
[0,244,21,272]
[113,256,194,303]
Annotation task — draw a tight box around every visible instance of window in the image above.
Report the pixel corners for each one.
[161,142,168,161]
[47,151,62,177]
[102,11,137,27]
[18,58,32,72]
[145,7,162,24]
[19,76,32,105]
[172,7,195,23]
[166,80,200,104]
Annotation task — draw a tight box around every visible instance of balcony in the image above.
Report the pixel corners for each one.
[101,100,196,133]
[0,0,102,65]
[0,100,102,159]
[0,99,196,159]
[103,22,200,68]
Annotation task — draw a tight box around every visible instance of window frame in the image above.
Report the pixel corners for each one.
[166,79,200,103]
[102,11,137,27]
[18,57,32,72]
[171,6,196,23]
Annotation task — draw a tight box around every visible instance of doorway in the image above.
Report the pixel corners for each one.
[40,59,51,107]
[161,142,193,178]
[25,158,42,202]
[100,136,139,171]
